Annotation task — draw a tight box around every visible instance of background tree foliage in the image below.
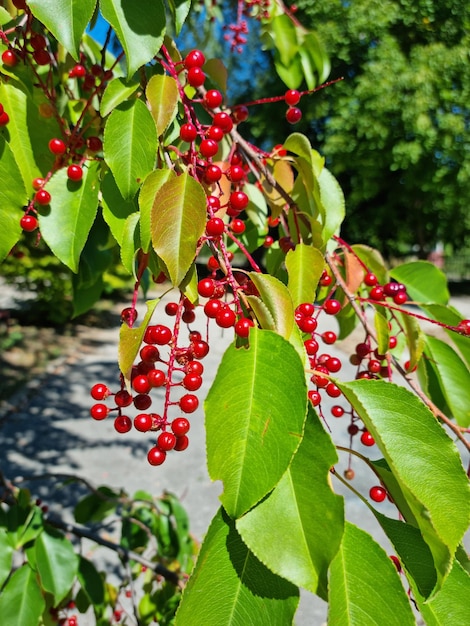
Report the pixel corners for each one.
[291,0,470,258]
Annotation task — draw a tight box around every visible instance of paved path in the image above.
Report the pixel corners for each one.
[1,289,469,625]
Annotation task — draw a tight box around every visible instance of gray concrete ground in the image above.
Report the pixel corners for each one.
[1,287,469,625]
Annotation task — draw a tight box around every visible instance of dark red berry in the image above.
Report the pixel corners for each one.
[133,394,152,410]
[0,111,9,126]
[232,105,249,123]
[140,345,160,363]
[165,301,179,316]
[115,389,133,407]
[30,34,47,50]
[33,49,51,65]
[87,136,103,152]
[114,415,132,434]
[121,307,138,326]
[286,107,302,124]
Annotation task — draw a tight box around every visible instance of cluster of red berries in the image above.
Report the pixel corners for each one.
[68,61,113,92]
[284,89,302,124]
[362,273,409,305]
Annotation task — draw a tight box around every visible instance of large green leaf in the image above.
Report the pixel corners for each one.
[390,261,449,305]
[39,160,100,272]
[35,529,79,605]
[423,335,470,427]
[205,328,307,518]
[100,0,166,77]
[0,137,26,262]
[175,508,299,626]
[416,559,470,625]
[28,0,97,59]
[285,243,324,308]
[138,169,176,252]
[118,298,160,380]
[77,557,105,606]
[0,82,41,189]
[104,99,158,200]
[146,74,179,136]
[236,408,344,597]
[150,172,206,286]
[338,379,470,591]
[101,170,138,245]
[0,564,45,626]
[328,522,415,625]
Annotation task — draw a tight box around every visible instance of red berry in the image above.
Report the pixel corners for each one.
[308,390,321,406]
[322,331,337,345]
[132,375,151,394]
[186,360,204,375]
[304,338,319,355]
[393,291,408,305]
[331,405,344,418]
[364,272,378,286]
[207,125,224,142]
[198,278,216,298]
[226,165,245,182]
[144,324,172,345]
[204,89,223,108]
[296,302,315,317]
[286,107,302,124]
[30,34,47,50]
[182,373,203,391]
[33,49,51,65]
[213,111,233,133]
[133,394,152,410]
[204,298,223,318]
[91,383,111,401]
[147,447,166,466]
[370,486,387,502]
[369,285,384,301]
[230,218,245,234]
[215,305,236,328]
[171,417,190,436]
[180,122,197,142]
[174,435,189,451]
[205,164,222,183]
[114,415,132,434]
[20,214,38,232]
[184,49,205,69]
[361,431,375,446]
[32,177,45,190]
[69,64,86,78]
[187,66,205,87]
[191,340,210,359]
[90,403,109,420]
[48,138,67,155]
[2,50,18,67]
[67,164,83,181]
[234,317,254,338]
[134,413,153,432]
[140,345,160,363]
[165,301,179,316]
[87,136,103,152]
[206,217,225,237]
[179,394,199,413]
[326,382,341,398]
[157,431,177,451]
[297,316,317,333]
[285,89,301,106]
[115,389,133,407]
[326,356,342,373]
[457,319,470,335]
[0,111,9,126]
[355,342,370,358]
[390,555,402,572]
[199,138,218,158]
[35,189,51,205]
[229,190,249,212]
[323,299,341,315]
[232,105,249,123]
[148,369,166,387]
[389,336,397,349]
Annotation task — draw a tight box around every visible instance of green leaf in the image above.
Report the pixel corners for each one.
[100,77,140,117]
[0,529,13,589]
[0,82,41,188]
[100,0,166,77]
[35,529,79,604]
[318,166,345,243]
[269,14,299,67]
[374,309,390,356]
[399,310,425,372]
[139,169,176,253]
[39,160,100,272]
[118,299,160,380]
[150,172,206,286]
[285,243,324,308]
[352,244,388,285]
[175,508,299,626]
[422,303,470,368]
[423,335,470,427]
[146,75,179,136]
[205,328,307,518]
[417,559,470,625]
[101,170,138,246]
[28,0,97,59]
[167,0,192,34]
[120,212,140,275]
[0,137,27,262]
[104,99,158,200]
[390,261,449,305]
[328,522,415,625]
[283,132,315,162]
[74,486,120,524]
[338,379,470,591]
[0,564,45,626]
[248,273,295,339]
[237,408,344,597]
[0,7,13,24]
